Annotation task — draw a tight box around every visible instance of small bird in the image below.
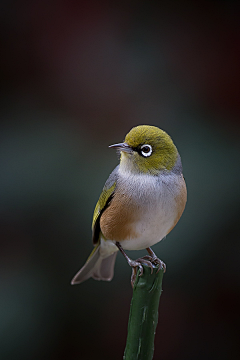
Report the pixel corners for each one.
[71,125,187,286]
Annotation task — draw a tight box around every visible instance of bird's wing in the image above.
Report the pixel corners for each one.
[92,165,119,244]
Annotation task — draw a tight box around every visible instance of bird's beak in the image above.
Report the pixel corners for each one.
[109,142,133,154]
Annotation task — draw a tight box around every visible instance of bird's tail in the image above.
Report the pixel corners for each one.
[71,245,117,285]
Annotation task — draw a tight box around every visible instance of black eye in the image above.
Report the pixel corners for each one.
[140,144,152,157]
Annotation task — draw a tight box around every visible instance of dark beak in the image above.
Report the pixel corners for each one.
[109,142,132,154]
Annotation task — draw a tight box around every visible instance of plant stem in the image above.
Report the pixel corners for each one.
[123,265,164,360]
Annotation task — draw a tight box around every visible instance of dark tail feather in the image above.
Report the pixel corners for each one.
[71,246,117,285]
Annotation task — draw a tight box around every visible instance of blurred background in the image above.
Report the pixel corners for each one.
[1,1,240,359]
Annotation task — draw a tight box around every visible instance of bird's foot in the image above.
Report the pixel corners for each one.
[135,254,166,273]
[145,247,167,273]
[139,255,166,273]
[130,256,166,286]
[127,259,144,288]
[130,257,159,287]
[153,257,166,273]
[115,242,166,288]
[116,242,145,287]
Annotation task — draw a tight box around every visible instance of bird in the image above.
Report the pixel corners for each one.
[71,125,187,286]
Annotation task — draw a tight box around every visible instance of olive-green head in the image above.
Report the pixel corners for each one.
[109,125,179,175]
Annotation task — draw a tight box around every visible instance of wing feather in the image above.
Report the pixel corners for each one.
[92,166,119,244]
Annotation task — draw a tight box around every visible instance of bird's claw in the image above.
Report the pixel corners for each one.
[135,257,155,273]
[130,258,155,287]
[156,258,166,273]
[146,256,166,273]
[129,256,166,287]
[128,259,144,287]
[136,255,166,273]
[116,242,166,287]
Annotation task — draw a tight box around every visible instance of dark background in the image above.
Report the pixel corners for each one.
[1,1,240,359]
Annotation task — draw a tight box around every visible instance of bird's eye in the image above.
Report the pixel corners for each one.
[140,144,152,157]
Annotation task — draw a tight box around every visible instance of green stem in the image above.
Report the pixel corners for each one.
[123,265,164,360]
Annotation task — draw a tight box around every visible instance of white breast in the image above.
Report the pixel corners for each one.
[117,169,183,251]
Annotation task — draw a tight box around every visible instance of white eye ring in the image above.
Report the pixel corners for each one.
[140,144,152,157]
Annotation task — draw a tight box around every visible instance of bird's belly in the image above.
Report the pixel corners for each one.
[100,172,186,252]
[119,204,176,250]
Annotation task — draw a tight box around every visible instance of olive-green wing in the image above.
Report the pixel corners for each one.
[92,165,119,244]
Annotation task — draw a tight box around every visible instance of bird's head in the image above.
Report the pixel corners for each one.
[109,125,178,175]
